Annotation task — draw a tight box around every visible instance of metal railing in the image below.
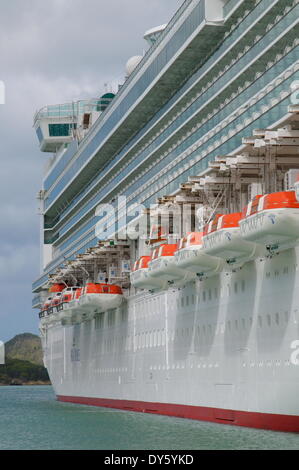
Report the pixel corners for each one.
[34,99,101,125]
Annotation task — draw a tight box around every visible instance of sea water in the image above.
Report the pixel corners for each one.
[0,386,298,450]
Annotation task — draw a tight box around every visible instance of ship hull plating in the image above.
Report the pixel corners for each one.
[42,248,299,431]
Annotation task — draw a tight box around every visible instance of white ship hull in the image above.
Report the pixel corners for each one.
[41,247,299,431]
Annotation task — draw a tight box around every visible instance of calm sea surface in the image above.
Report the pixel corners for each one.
[0,386,299,450]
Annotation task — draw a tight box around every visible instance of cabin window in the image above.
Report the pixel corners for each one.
[267,314,271,327]
[48,123,76,137]
[241,280,245,292]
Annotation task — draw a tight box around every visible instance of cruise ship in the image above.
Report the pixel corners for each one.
[32,0,299,432]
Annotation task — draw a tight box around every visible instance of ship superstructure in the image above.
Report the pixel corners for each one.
[32,0,299,431]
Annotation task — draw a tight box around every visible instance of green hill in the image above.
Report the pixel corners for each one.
[5,333,44,365]
[0,333,50,386]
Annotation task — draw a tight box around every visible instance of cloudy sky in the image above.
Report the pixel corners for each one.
[0,0,182,342]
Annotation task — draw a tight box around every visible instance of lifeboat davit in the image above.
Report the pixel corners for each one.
[78,283,124,319]
[174,232,223,277]
[239,191,299,252]
[203,213,258,267]
[148,244,188,284]
[130,256,166,290]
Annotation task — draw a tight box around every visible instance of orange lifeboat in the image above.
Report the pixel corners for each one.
[78,283,124,319]
[239,191,299,252]
[49,283,65,293]
[202,213,258,266]
[174,232,223,277]
[130,256,165,290]
[148,243,189,283]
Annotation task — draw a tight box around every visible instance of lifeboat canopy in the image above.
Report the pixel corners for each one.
[203,212,258,266]
[78,283,124,317]
[148,243,189,283]
[130,255,168,291]
[49,283,65,293]
[175,232,223,277]
[239,191,299,252]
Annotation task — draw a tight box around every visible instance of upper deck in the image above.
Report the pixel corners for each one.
[33,0,299,294]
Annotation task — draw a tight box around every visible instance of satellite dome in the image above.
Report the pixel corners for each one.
[126,56,143,77]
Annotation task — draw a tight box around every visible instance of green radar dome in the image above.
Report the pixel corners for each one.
[97,92,115,112]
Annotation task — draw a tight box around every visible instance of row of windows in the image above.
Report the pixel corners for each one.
[48,123,76,137]
[90,358,294,375]
[94,310,292,353]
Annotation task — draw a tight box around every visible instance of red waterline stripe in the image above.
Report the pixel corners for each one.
[57,395,299,432]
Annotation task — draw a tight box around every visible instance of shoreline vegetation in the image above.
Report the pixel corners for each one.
[0,333,51,386]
